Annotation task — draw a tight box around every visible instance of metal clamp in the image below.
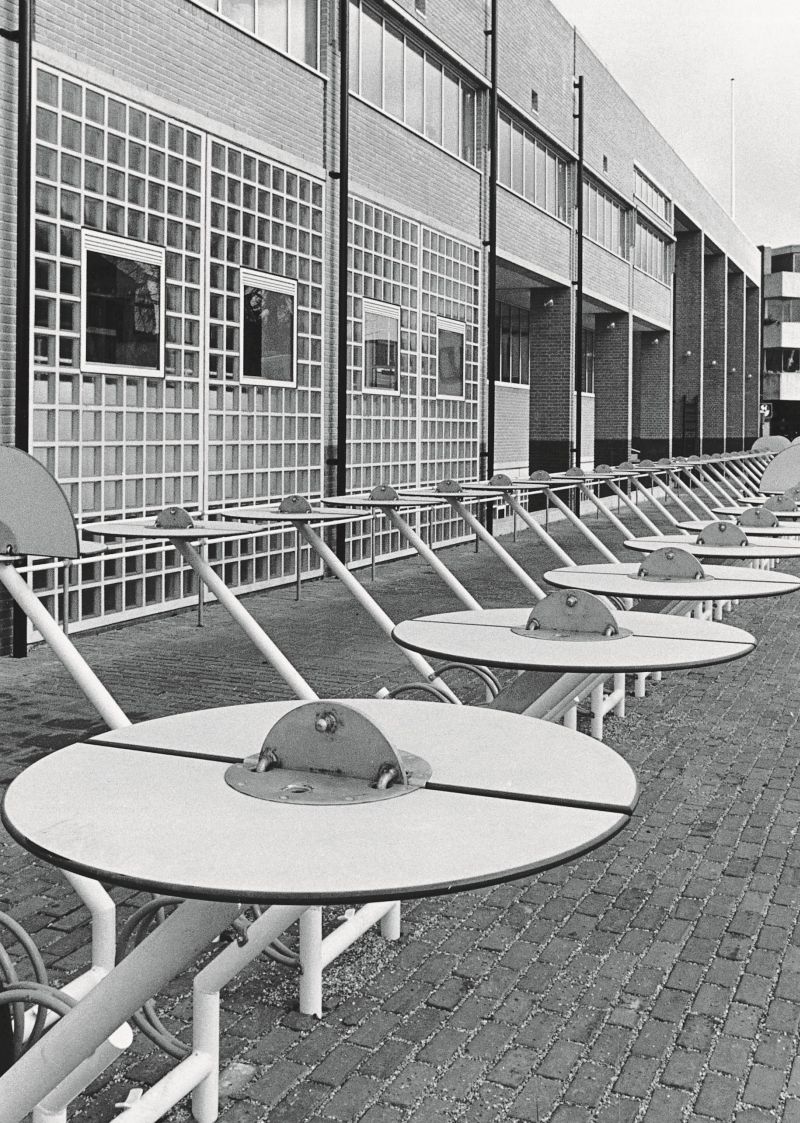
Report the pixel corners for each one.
[154,506,194,530]
[279,495,313,514]
[696,521,748,547]
[637,546,705,581]
[225,702,432,805]
[512,589,629,642]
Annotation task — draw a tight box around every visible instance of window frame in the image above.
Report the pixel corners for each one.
[189,0,320,71]
[436,316,466,400]
[362,298,401,396]
[81,230,165,378]
[239,267,298,387]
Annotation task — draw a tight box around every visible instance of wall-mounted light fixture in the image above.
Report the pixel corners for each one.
[729,366,736,374]
[710,360,718,367]
[543,298,555,309]
[651,336,660,346]
[684,350,692,358]
[606,321,617,330]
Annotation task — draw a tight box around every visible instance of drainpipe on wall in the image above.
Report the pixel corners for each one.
[334,0,350,561]
[485,0,498,491]
[573,75,584,475]
[2,0,33,657]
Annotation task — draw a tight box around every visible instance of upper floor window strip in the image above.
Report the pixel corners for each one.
[497,111,568,222]
[583,178,627,258]
[349,0,477,165]
[634,217,672,284]
[634,167,671,225]
[191,0,319,69]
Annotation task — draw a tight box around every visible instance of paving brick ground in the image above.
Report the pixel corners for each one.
[2,485,800,1122]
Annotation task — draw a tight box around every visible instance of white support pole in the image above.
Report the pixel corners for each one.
[703,462,741,503]
[32,1023,133,1123]
[0,900,243,1123]
[448,499,546,599]
[0,563,130,730]
[296,523,461,703]
[116,1053,214,1123]
[656,474,700,519]
[383,508,481,609]
[62,872,116,973]
[174,540,317,701]
[602,480,662,535]
[190,904,306,1123]
[299,907,323,1018]
[577,485,628,547]
[320,901,398,971]
[668,471,717,519]
[630,478,679,526]
[545,488,619,562]
[502,493,576,566]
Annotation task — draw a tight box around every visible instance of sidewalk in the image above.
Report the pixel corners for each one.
[1,499,799,1122]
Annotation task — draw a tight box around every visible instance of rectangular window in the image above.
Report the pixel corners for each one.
[424,58,442,144]
[512,126,524,195]
[363,300,400,393]
[437,318,465,398]
[405,43,424,132]
[197,1,319,67]
[461,87,475,164]
[240,269,296,384]
[361,4,383,106]
[349,2,476,165]
[384,26,404,119]
[441,71,460,155]
[82,231,164,376]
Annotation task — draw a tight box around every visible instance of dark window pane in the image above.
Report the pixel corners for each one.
[243,285,294,381]
[85,251,161,369]
[438,326,463,396]
[365,309,398,390]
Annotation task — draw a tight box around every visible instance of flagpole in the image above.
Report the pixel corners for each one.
[730,77,735,218]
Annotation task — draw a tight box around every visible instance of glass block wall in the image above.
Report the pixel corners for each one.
[28,63,325,633]
[24,63,480,636]
[346,197,481,563]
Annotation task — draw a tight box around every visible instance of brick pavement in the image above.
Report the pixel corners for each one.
[1,491,800,1122]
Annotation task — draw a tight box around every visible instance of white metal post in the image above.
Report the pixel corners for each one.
[174,540,318,701]
[0,562,130,730]
[447,499,546,600]
[0,899,243,1123]
[296,523,461,703]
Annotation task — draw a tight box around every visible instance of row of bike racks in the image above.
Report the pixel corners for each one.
[0,440,788,1122]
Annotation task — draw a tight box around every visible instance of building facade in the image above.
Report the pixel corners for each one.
[0,0,761,650]
[762,245,800,439]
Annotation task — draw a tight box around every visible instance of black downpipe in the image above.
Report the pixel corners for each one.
[334,0,350,561]
[758,244,765,440]
[573,75,584,475]
[485,0,498,485]
[10,0,32,658]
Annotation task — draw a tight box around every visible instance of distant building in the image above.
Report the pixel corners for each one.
[762,245,800,439]
[0,0,762,651]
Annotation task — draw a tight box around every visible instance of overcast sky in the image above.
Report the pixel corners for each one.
[549,0,800,249]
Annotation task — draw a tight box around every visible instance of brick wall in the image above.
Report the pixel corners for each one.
[349,100,481,239]
[498,190,571,282]
[583,240,628,309]
[673,231,702,455]
[726,270,745,450]
[593,312,630,465]
[632,331,671,459]
[529,286,572,471]
[702,251,727,453]
[36,0,326,165]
